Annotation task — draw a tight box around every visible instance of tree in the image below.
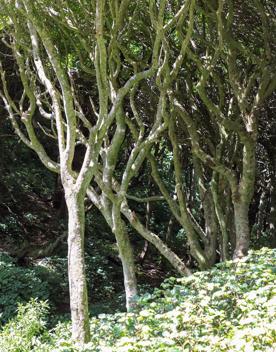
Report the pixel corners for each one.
[147,0,276,262]
[0,0,188,343]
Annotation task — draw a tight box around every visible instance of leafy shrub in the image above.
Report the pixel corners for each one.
[0,252,14,264]
[77,248,276,351]
[0,253,50,325]
[35,252,122,310]
[0,250,123,327]
[34,257,70,308]
[1,248,275,351]
[0,299,49,352]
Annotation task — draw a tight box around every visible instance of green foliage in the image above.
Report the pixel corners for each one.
[250,228,275,250]
[0,214,23,238]
[0,253,50,325]
[0,131,57,248]
[128,42,144,60]
[0,299,49,352]
[1,134,55,198]
[35,249,123,312]
[1,248,275,351]
[84,248,275,352]
[34,257,69,306]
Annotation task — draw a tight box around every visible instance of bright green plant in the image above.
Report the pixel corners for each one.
[0,299,49,352]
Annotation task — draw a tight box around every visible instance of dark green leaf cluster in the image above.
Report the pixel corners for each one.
[0,253,50,325]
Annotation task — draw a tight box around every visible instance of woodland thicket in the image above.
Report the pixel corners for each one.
[0,0,275,347]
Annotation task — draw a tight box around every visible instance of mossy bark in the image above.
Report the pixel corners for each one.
[233,141,256,259]
[66,192,90,343]
[233,201,250,259]
[100,197,138,312]
[112,205,137,311]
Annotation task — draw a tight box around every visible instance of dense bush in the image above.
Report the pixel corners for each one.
[0,299,49,352]
[0,253,50,325]
[0,250,125,327]
[0,248,275,351]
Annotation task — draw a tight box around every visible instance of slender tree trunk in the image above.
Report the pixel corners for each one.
[139,199,151,262]
[233,139,256,259]
[211,177,230,261]
[202,192,217,266]
[65,192,90,343]
[165,216,175,244]
[226,191,236,254]
[251,190,267,241]
[112,205,137,311]
[269,154,276,247]
[101,198,138,312]
[233,201,250,259]
[150,155,209,270]
[191,159,217,268]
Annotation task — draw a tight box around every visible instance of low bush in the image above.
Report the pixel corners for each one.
[0,299,49,352]
[1,248,275,351]
[0,253,50,325]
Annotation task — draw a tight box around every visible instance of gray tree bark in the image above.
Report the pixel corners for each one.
[66,192,90,343]
[112,205,137,310]
[233,201,250,259]
[100,195,138,312]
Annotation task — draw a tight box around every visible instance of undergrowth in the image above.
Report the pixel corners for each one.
[0,247,275,351]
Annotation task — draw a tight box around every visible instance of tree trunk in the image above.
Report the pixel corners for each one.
[233,139,256,259]
[226,191,236,255]
[251,190,267,242]
[100,198,138,312]
[112,205,137,311]
[211,177,230,261]
[233,201,250,259]
[139,199,151,262]
[165,216,175,244]
[66,192,90,343]
[201,191,217,266]
[269,155,276,247]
